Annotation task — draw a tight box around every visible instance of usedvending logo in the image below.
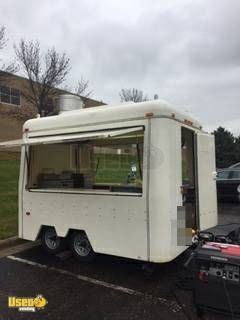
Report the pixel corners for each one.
[8,294,47,312]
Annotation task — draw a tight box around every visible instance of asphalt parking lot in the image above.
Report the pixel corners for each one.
[0,203,239,320]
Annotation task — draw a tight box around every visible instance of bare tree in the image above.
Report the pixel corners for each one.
[0,26,7,50]
[119,88,148,103]
[75,76,93,98]
[0,26,17,74]
[15,39,70,116]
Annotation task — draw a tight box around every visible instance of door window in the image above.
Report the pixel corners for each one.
[229,171,240,179]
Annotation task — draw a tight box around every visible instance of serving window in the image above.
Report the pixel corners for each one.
[28,128,144,194]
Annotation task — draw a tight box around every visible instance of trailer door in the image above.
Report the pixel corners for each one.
[196,133,218,230]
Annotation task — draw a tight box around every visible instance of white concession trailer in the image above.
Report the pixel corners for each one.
[0,100,218,263]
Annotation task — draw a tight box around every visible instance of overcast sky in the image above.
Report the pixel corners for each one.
[0,0,240,133]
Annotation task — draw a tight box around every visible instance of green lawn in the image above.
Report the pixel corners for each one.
[0,152,20,239]
[94,153,142,184]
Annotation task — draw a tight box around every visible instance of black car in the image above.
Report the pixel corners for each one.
[217,169,240,203]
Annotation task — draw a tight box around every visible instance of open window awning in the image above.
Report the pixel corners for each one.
[0,139,23,149]
[0,126,143,149]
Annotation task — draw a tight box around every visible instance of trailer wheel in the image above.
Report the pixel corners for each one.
[41,227,62,254]
[70,232,95,262]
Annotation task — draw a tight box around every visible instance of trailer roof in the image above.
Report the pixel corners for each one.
[24,100,202,135]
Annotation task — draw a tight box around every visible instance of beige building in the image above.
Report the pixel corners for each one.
[0,71,105,142]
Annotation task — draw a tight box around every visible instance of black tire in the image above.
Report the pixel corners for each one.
[41,227,62,255]
[70,231,95,262]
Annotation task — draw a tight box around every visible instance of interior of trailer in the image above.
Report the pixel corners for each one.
[27,129,144,194]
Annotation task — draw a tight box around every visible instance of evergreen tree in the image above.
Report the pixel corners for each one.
[213,127,239,168]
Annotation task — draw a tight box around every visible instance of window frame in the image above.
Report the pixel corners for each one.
[26,126,146,197]
[0,86,21,106]
[10,88,21,105]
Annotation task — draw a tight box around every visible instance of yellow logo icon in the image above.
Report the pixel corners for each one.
[8,294,47,312]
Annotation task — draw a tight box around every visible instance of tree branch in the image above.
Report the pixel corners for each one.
[119,88,148,103]
[15,39,70,116]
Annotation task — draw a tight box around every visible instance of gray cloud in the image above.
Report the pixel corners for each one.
[0,0,240,132]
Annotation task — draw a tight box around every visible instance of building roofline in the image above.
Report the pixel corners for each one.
[0,70,106,106]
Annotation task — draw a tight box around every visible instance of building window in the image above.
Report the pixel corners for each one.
[0,86,10,104]
[0,86,20,106]
[10,88,20,105]
[28,129,144,194]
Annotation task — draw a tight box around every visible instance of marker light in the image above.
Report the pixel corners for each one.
[184,119,193,126]
[145,112,154,118]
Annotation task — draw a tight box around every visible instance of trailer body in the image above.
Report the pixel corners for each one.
[1,100,218,262]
